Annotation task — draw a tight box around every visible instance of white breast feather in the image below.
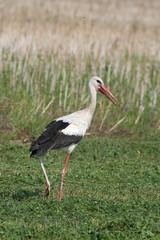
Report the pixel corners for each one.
[56,110,92,136]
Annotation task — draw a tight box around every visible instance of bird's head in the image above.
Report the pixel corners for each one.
[89,76,121,107]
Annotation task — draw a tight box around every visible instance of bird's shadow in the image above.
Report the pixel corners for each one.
[11,189,41,200]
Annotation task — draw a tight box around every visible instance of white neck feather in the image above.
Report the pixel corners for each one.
[88,85,97,116]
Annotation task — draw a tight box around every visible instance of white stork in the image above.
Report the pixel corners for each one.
[29,76,120,201]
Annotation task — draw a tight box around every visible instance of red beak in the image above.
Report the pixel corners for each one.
[98,85,121,107]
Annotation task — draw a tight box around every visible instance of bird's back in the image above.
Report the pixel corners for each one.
[29,108,92,157]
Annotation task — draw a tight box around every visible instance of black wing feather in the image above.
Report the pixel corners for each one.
[30,120,69,147]
[29,120,82,157]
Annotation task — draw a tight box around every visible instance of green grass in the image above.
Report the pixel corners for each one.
[1,2,160,239]
[0,49,160,137]
[0,46,160,239]
[0,45,160,240]
[0,135,160,239]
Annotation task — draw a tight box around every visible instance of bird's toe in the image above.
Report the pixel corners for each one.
[45,183,50,196]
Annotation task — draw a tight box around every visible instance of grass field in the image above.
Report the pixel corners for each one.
[0,0,160,239]
[0,137,160,239]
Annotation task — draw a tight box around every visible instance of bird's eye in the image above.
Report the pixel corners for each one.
[96,80,102,85]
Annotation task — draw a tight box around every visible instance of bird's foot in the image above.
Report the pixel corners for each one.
[45,183,50,196]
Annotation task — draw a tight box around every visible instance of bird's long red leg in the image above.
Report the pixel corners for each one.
[38,156,50,196]
[59,153,70,201]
